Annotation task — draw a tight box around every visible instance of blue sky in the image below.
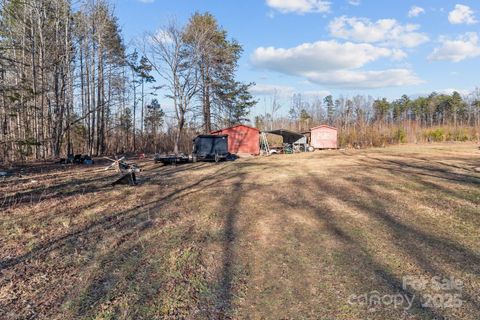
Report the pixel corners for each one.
[116,0,480,116]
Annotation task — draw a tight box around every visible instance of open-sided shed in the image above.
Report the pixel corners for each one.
[211,124,260,156]
[310,125,338,149]
[266,129,306,145]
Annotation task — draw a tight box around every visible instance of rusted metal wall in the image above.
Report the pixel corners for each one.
[211,125,260,155]
[310,125,338,149]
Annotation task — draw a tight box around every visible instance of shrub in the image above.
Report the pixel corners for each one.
[447,128,469,142]
[424,128,445,142]
[393,128,407,143]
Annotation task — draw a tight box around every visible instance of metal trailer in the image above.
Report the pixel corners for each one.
[192,134,229,162]
[154,154,190,165]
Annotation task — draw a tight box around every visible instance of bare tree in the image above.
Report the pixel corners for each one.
[148,21,199,154]
[269,89,281,130]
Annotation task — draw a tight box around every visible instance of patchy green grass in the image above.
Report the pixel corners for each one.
[1,142,479,319]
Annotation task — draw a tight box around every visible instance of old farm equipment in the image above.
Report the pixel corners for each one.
[104,156,140,186]
[192,134,229,162]
[154,153,190,165]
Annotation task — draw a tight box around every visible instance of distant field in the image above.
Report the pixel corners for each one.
[1,143,479,319]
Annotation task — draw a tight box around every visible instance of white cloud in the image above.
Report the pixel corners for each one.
[266,11,275,19]
[448,4,477,24]
[251,40,422,89]
[252,40,405,73]
[348,0,361,6]
[251,84,330,98]
[408,6,425,18]
[150,29,173,44]
[265,0,330,14]
[138,0,154,3]
[328,16,429,48]
[302,90,332,98]
[428,32,480,62]
[251,84,295,95]
[438,88,471,96]
[306,69,423,89]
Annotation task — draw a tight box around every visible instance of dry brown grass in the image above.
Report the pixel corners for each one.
[1,142,479,319]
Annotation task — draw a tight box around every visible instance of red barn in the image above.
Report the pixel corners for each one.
[211,124,260,156]
[310,125,338,149]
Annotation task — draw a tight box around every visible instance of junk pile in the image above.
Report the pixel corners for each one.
[59,154,94,165]
[104,156,140,186]
[0,171,10,180]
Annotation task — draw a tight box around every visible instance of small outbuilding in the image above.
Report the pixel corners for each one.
[310,125,338,149]
[211,124,260,156]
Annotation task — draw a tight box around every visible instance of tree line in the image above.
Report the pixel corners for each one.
[0,0,256,163]
[256,89,480,148]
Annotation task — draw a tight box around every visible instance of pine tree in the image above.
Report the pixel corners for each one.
[183,12,242,132]
[324,95,335,126]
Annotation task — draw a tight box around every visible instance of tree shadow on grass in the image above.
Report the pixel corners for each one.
[0,174,116,210]
[366,156,480,186]
[360,156,480,227]
[1,162,212,210]
[71,163,258,319]
[276,187,443,319]
[215,172,246,318]
[0,164,235,272]
[282,165,480,318]
[1,163,252,318]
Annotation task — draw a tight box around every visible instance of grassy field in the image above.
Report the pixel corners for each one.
[1,143,479,319]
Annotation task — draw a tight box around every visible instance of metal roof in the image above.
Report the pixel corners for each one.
[265,129,306,144]
[211,124,260,134]
[310,125,337,131]
[194,134,228,140]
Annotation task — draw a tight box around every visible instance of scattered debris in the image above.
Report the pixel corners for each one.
[104,156,126,172]
[58,154,94,165]
[104,156,140,186]
[112,172,137,186]
[83,156,94,165]
[263,129,314,154]
[226,154,239,161]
